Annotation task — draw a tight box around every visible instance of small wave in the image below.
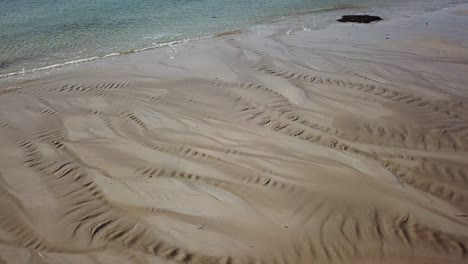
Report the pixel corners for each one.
[214,29,243,37]
[284,4,358,17]
[0,36,214,80]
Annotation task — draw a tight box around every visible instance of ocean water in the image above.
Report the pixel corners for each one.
[0,0,463,78]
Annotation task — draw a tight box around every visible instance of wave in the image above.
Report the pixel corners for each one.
[0,35,215,80]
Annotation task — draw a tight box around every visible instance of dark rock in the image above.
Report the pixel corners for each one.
[337,15,382,23]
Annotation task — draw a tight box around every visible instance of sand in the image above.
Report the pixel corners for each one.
[1,3,468,264]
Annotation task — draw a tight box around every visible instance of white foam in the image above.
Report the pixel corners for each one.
[0,36,213,80]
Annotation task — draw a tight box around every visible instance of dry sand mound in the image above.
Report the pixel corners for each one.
[0,5,468,264]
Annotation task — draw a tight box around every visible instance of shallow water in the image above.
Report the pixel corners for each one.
[0,0,463,78]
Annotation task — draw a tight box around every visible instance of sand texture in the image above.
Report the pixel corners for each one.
[1,4,468,264]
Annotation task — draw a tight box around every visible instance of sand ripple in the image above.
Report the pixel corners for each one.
[1,7,468,263]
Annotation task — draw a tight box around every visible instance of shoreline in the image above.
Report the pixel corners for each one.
[0,2,468,264]
[1,0,465,86]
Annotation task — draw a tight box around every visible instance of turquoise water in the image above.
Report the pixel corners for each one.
[0,0,463,77]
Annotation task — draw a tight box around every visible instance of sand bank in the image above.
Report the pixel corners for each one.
[1,3,468,264]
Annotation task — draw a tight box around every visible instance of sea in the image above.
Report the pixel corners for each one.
[0,0,464,79]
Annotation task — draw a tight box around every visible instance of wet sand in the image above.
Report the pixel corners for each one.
[1,3,468,264]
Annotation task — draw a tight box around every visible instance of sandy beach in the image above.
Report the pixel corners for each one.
[1,3,468,264]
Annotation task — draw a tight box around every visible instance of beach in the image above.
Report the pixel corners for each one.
[1,2,468,264]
